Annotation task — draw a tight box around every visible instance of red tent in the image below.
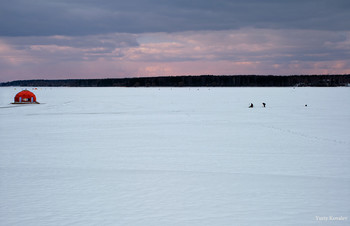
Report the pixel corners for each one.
[14,90,39,104]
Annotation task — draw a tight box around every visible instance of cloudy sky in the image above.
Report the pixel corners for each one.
[1,0,350,82]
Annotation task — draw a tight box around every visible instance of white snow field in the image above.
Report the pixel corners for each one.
[0,87,349,226]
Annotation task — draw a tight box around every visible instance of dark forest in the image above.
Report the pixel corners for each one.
[1,75,349,87]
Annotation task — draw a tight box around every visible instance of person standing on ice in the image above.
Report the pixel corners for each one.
[262,103,266,107]
[249,103,254,108]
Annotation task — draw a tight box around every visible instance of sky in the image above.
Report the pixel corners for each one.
[1,0,350,82]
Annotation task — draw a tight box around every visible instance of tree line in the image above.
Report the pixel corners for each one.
[1,75,349,87]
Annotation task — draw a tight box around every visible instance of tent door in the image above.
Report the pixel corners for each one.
[31,97,33,102]
[19,97,22,102]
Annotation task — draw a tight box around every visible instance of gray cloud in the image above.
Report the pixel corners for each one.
[1,1,349,82]
[1,29,349,66]
[7,33,138,49]
[1,0,350,36]
[1,33,139,62]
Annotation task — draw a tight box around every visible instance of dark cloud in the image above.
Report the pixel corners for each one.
[1,0,349,36]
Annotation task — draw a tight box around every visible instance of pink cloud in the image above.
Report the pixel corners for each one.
[1,29,350,82]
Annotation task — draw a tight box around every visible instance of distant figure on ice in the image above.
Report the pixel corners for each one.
[262,103,266,107]
[249,103,254,108]
[305,104,307,107]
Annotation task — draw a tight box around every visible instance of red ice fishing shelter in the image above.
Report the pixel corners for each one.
[13,90,39,104]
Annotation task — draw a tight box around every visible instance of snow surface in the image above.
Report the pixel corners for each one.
[0,87,349,226]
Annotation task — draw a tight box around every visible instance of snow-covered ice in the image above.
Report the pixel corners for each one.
[0,87,349,226]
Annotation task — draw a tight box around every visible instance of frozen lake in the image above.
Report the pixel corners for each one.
[0,87,349,225]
